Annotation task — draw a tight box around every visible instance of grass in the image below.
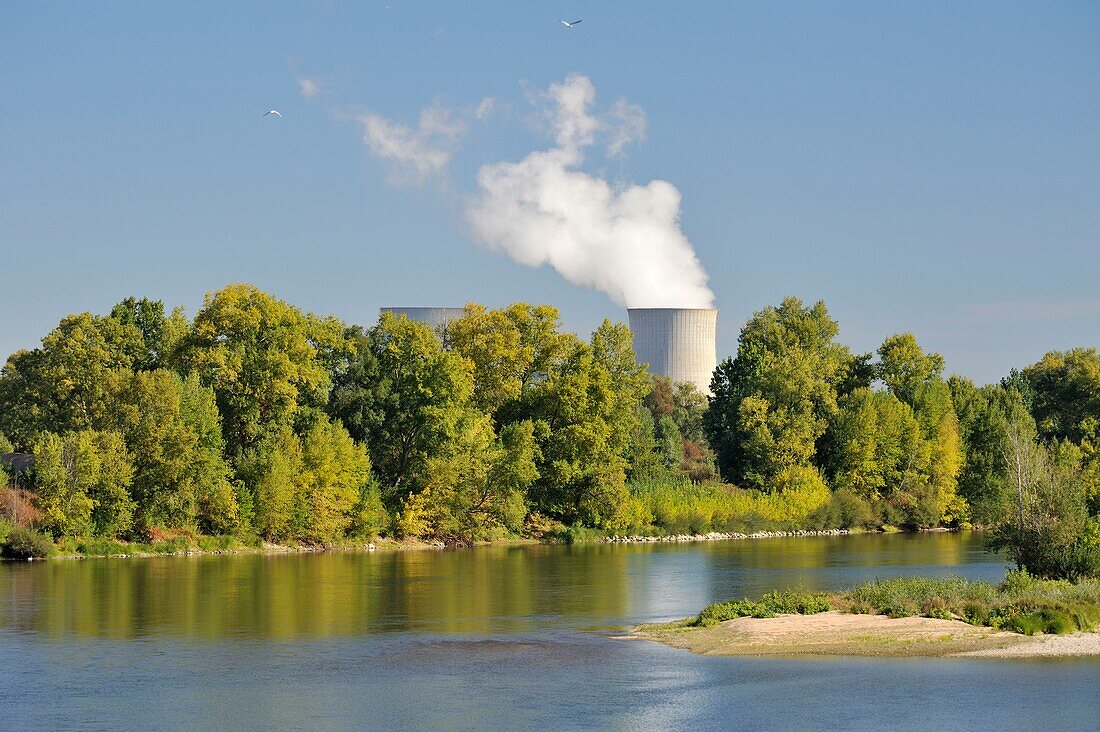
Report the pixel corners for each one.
[54,533,253,557]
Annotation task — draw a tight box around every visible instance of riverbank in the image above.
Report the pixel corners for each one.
[34,536,542,560]
[631,611,1100,658]
[604,528,853,544]
[6,525,883,560]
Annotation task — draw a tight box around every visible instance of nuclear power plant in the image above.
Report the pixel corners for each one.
[379,307,465,331]
[627,308,718,395]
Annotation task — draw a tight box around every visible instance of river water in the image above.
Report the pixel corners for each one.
[2,532,1098,730]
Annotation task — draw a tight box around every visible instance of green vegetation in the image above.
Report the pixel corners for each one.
[689,571,1100,637]
[835,571,1100,635]
[695,590,830,626]
[0,520,53,559]
[0,287,1098,560]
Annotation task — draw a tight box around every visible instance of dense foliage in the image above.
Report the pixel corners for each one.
[0,287,1097,564]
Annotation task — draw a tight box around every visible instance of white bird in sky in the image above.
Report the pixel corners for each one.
[263,109,282,118]
[560,19,582,28]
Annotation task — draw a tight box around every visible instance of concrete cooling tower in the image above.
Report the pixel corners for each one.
[379,307,465,331]
[627,308,718,395]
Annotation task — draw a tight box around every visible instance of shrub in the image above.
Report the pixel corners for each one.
[695,589,830,626]
[552,526,607,544]
[1,525,54,559]
[844,576,998,614]
[834,572,1100,635]
[992,607,1076,636]
[809,489,876,530]
[962,601,991,626]
[921,597,954,620]
[883,601,919,618]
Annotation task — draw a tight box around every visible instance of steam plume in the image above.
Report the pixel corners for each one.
[466,75,714,308]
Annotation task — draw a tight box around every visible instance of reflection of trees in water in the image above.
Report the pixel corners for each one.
[0,547,634,640]
[699,532,989,603]
[0,534,988,640]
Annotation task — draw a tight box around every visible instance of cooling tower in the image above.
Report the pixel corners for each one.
[627,308,718,395]
[379,307,466,332]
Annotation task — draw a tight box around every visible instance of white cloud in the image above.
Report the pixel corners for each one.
[297,77,324,100]
[358,102,468,186]
[466,75,713,308]
[475,97,496,120]
[607,98,646,156]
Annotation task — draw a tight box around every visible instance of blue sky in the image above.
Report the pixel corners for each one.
[1,1,1097,384]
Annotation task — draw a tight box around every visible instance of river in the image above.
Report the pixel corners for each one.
[2,532,1098,730]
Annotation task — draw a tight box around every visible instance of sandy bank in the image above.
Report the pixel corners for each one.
[632,611,1100,658]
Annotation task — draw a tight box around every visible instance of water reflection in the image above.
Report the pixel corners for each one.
[0,533,1003,641]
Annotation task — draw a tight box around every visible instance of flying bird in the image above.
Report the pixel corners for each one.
[263,109,282,118]
[560,19,582,28]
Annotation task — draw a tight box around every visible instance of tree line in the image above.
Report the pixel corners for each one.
[1,287,1097,572]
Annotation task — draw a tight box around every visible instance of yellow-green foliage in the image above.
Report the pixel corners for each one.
[629,467,831,535]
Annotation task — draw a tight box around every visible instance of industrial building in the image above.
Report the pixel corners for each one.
[379,307,466,332]
[627,308,718,395]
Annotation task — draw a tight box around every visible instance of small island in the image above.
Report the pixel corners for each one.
[632,572,1100,659]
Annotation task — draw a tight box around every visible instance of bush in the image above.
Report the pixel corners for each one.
[921,597,954,620]
[552,526,607,544]
[992,607,1076,636]
[1,525,54,559]
[695,589,830,627]
[962,601,992,626]
[843,576,998,614]
[883,600,919,618]
[833,571,1100,635]
[809,489,876,530]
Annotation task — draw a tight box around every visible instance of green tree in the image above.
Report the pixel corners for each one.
[643,375,709,444]
[177,284,337,458]
[108,297,189,372]
[447,302,568,418]
[875,334,963,526]
[877,333,946,406]
[0,313,142,445]
[704,298,851,490]
[298,417,373,542]
[1023,348,1100,447]
[521,323,648,529]
[949,376,1033,524]
[654,415,683,469]
[179,374,238,534]
[625,406,662,479]
[238,426,303,542]
[329,314,473,506]
[990,415,1100,580]
[827,388,924,503]
[109,370,237,532]
[32,430,134,537]
[406,416,537,543]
